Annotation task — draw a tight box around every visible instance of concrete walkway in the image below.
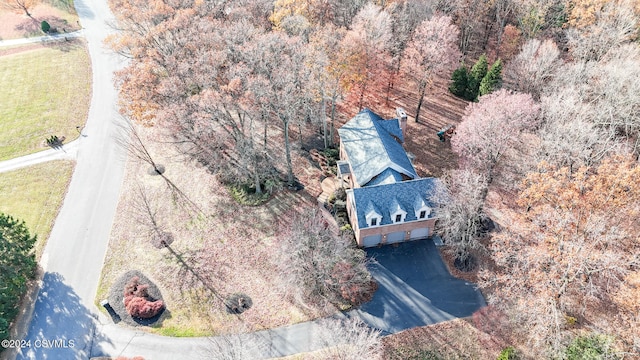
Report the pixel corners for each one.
[0,30,84,48]
[0,140,79,174]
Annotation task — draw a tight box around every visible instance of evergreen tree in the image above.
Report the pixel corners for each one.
[468,54,488,101]
[449,66,469,98]
[0,214,37,344]
[479,58,502,97]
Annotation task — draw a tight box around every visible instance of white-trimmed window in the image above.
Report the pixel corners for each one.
[391,209,407,223]
[416,206,431,220]
[365,210,382,227]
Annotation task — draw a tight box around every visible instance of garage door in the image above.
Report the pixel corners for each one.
[362,234,382,247]
[410,228,429,240]
[386,231,405,244]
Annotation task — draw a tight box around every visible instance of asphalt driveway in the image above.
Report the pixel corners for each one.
[348,239,486,334]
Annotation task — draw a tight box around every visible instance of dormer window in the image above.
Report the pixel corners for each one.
[371,218,377,226]
[395,214,402,222]
[419,210,426,219]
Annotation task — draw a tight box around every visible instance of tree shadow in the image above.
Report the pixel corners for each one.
[40,37,83,52]
[16,272,113,360]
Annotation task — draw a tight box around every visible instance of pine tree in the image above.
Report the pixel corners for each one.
[468,54,488,101]
[479,59,502,97]
[0,213,37,343]
[449,66,469,98]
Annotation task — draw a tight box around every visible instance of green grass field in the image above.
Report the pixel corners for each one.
[0,41,91,161]
[0,160,74,258]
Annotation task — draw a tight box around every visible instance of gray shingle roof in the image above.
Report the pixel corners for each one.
[366,168,404,187]
[351,178,438,229]
[338,109,416,187]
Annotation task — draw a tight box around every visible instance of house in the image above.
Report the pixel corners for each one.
[338,108,438,247]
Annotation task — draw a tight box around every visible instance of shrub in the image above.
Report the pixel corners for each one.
[41,21,51,33]
[123,276,149,298]
[331,261,378,306]
[334,187,347,201]
[229,184,270,206]
[565,334,617,360]
[122,276,164,319]
[124,296,165,319]
[497,346,518,360]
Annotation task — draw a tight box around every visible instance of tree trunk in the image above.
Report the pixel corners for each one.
[415,82,427,123]
[254,170,262,194]
[321,97,328,149]
[263,115,268,150]
[284,120,294,185]
[330,98,337,147]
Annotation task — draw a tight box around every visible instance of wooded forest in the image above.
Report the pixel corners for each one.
[108,0,640,357]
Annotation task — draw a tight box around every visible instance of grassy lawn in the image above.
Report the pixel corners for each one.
[0,160,74,258]
[0,40,91,161]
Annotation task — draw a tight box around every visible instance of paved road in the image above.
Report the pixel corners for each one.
[12,0,128,357]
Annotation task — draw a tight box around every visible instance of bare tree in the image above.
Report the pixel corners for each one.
[451,89,541,185]
[566,0,638,62]
[504,39,561,99]
[402,15,461,123]
[314,317,383,360]
[0,0,36,17]
[480,155,640,355]
[201,330,263,360]
[344,3,392,109]
[433,169,487,265]
[308,25,349,148]
[277,208,376,308]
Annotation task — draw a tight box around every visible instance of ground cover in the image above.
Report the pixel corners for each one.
[0,1,80,40]
[0,39,91,160]
[0,160,74,258]
[382,316,512,360]
[96,129,334,336]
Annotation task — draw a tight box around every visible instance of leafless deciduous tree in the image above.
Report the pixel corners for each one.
[0,0,36,17]
[313,317,383,360]
[201,330,263,360]
[566,0,638,62]
[544,44,640,159]
[402,15,461,123]
[433,169,487,264]
[504,39,561,99]
[308,25,349,148]
[277,208,376,308]
[344,3,392,109]
[480,155,640,355]
[451,89,541,184]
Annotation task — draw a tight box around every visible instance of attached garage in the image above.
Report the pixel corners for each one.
[362,234,382,247]
[386,231,405,244]
[410,227,429,240]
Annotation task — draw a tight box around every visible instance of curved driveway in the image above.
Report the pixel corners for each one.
[4,1,485,359]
